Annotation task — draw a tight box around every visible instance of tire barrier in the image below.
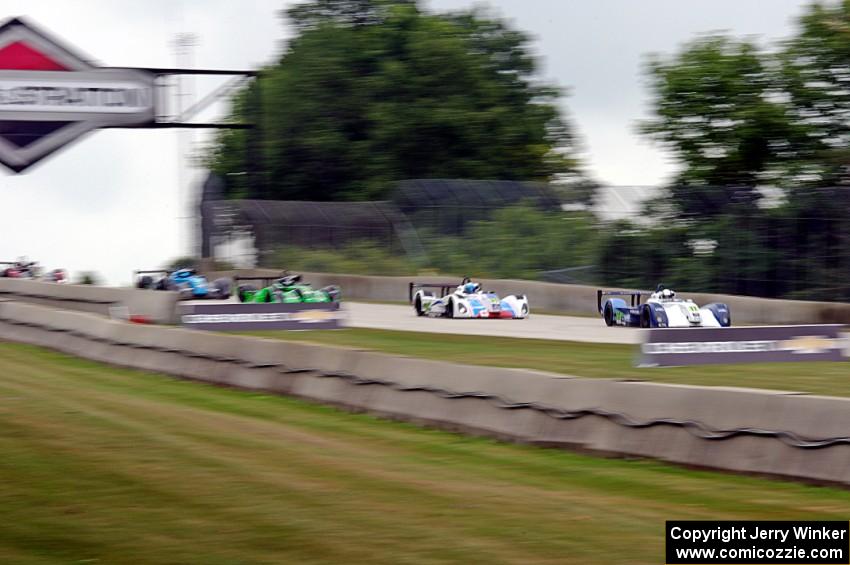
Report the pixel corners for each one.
[205,269,850,325]
[1,299,849,484]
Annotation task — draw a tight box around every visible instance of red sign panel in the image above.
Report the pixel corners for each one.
[0,17,154,172]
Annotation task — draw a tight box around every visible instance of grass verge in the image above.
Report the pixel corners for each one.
[247,328,850,398]
[1,342,849,564]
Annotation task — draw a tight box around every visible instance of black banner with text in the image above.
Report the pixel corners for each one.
[179,302,343,331]
[641,326,847,367]
[666,521,849,564]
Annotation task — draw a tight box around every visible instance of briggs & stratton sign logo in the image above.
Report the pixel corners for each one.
[178,302,344,331]
[0,17,154,172]
[639,325,848,367]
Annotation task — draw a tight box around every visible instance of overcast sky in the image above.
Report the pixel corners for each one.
[0,0,813,284]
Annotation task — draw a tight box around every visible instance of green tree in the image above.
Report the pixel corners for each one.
[428,204,598,280]
[263,203,600,281]
[74,271,101,286]
[208,0,581,201]
[641,34,807,215]
[596,222,691,291]
[775,187,850,300]
[165,257,200,271]
[780,0,850,182]
[596,4,850,301]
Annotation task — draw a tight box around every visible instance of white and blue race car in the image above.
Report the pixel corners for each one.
[598,285,731,328]
[410,278,529,319]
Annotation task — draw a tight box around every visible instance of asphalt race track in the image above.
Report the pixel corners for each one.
[344,302,641,344]
[184,298,641,344]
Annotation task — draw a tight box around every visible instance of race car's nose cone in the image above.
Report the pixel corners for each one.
[680,304,701,323]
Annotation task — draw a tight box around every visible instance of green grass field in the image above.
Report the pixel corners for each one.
[1,341,849,564]
[247,328,850,398]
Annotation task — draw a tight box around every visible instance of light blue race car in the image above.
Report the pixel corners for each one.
[135,268,231,300]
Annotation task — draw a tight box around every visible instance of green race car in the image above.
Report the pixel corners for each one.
[236,272,341,304]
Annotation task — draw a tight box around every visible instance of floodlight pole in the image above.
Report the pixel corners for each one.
[132,64,262,258]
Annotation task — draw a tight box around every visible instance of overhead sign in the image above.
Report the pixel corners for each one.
[639,325,848,367]
[0,17,154,172]
[179,302,344,331]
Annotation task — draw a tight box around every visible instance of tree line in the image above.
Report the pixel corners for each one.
[608,0,850,300]
[207,0,584,202]
[208,0,850,301]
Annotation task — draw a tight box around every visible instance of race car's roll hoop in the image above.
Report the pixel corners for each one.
[596,289,650,314]
[408,282,460,303]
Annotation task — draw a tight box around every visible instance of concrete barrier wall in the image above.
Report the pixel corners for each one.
[5,270,846,326]
[0,279,179,324]
[210,269,850,325]
[2,298,848,485]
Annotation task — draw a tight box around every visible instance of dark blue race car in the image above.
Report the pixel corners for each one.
[597,286,731,328]
[135,268,231,300]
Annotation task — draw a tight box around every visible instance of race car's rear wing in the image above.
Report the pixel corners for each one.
[408,282,458,303]
[134,269,171,278]
[596,289,651,314]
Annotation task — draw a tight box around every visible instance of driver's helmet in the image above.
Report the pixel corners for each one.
[463,282,481,294]
[661,288,676,299]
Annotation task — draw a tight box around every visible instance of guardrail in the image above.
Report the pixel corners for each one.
[208,269,850,325]
[2,299,849,485]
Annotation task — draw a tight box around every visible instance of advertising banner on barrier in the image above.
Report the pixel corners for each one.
[639,325,847,367]
[179,302,343,331]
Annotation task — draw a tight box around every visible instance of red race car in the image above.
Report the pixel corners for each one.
[0,259,40,279]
